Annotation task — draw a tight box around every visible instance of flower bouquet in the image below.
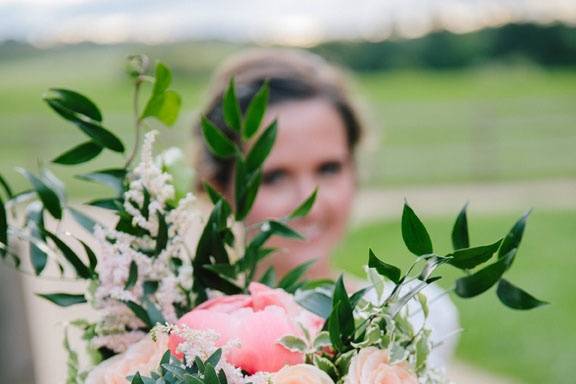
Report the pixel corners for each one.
[0,55,547,384]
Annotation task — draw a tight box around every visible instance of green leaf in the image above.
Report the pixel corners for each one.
[26,202,47,274]
[234,159,262,220]
[332,276,354,340]
[88,198,122,210]
[124,301,152,327]
[0,195,7,258]
[141,90,181,126]
[143,297,166,326]
[223,79,242,132]
[451,203,470,250]
[18,168,62,220]
[45,231,91,279]
[368,248,401,283]
[79,240,97,275]
[454,250,515,298]
[124,261,138,290]
[130,372,145,384]
[245,120,277,171]
[203,363,219,384]
[153,62,171,94]
[75,120,124,153]
[401,202,433,256]
[499,210,531,260]
[76,169,126,195]
[313,354,339,380]
[155,212,168,255]
[68,206,99,234]
[44,88,102,122]
[267,220,303,239]
[447,239,502,270]
[205,349,222,368]
[288,188,318,220]
[259,266,276,287]
[278,260,315,293]
[278,335,307,352]
[496,278,548,310]
[52,141,103,165]
[201,116,237,158]
[203,183,232,212]
[37,293,86,307]
[296,289,332,319]
[0,173,14,199]
[243,81,269,139]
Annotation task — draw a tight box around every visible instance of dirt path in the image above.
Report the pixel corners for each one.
[352,178,576,224]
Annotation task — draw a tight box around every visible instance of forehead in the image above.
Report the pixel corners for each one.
[262,98,349,165]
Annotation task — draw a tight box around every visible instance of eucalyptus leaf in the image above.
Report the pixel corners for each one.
[245,120,277,171]
[45,231,91,279]
[201,116,237,158]
[499,210,531,260]
[368,248,401,283]
[76,169,127,195]
[447,239,502,270]
[451,203,470,250]
[75,120,124,153]
[278,260,315,293]
[401,202,433,256]
[243,81,269,139]
[295,289,332,319]
[223,79,242,132]
[0,196,7,258]
[44,88,103,122]
[259,266,276,287]
[454,250,515,298]
[37,292,87,307]
[18,168,62,220]
[52,141,103,165]
[288,188,318,220]
[0,173,13,199]
[124,261,138,290]
[68,206,99,234]
[496,278,548,310]
[26,202,47,274]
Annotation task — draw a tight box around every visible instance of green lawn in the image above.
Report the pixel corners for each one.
[333,208,576,384]
[1,45,575,195]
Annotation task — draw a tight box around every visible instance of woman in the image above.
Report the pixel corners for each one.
[193,48,459,367]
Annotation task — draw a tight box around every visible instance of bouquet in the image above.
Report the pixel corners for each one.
[0,55,547,384]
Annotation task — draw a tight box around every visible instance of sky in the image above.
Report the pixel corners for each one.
[0,0,575,46]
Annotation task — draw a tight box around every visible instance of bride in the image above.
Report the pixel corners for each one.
[191,48,460,368]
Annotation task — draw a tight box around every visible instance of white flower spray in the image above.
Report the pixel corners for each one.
[91,130,202,352]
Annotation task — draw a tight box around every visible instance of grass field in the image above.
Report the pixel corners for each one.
[1,44,575,383]
[333,208,576,384]
[1,44,575,195]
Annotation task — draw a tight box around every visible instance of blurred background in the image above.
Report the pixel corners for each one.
[0,1,575,383]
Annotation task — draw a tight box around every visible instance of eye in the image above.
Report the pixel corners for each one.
[317,160,343,177]
[262,168,288,186]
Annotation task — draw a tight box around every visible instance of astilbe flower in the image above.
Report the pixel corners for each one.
[90,130,201,352]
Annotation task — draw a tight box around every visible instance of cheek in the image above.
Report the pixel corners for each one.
[322,172,356,231]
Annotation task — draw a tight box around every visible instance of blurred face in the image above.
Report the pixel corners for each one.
[230,98,356,277]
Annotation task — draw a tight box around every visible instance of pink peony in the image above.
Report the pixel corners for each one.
[169,282,324,374]
[85,333,168,384]
[344,347,418,384]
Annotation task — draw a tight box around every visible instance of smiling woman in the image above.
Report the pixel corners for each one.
[193,48,362,279]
